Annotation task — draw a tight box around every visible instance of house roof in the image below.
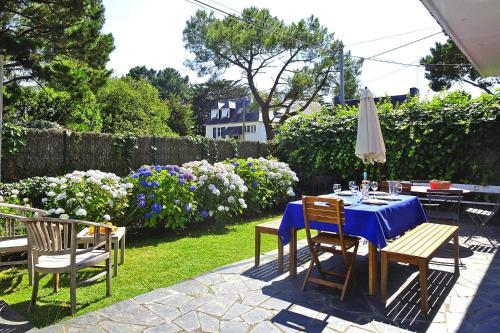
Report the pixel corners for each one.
[205,97,261,125]
[420,0,500,76]
[334,88,419,106]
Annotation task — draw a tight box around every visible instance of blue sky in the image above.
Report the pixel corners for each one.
[101,0,482,99]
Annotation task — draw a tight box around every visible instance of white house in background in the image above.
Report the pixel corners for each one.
[204,98,323,142]
[205,97,268,142]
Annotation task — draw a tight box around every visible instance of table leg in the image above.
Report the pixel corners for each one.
[289,227,297,276]
[368,242,378,296]
[113,239,118,277]
[120,233,125,265]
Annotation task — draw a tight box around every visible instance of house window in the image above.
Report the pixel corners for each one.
[212,128,216,138]
[217,127,223,137]
[244,125,256,133]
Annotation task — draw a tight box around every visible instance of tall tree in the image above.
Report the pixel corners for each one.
[97,78,174,136]
[420,39,499,94]
[191,79,249,135]
[126,66,191,100]
[166,96,194,136]
[0,0,114,91]
[183,7,361,139]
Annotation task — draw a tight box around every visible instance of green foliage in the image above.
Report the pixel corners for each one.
[225,158,298,213]
[2,122,27,155]
[166,96,194,136]
[0,176,48,207]
[126,66,191,101]
[274,91,500,185]
[183,7,362,139]
[421,39,499,94]
[190,79,249,135]
[1,0,114,91]
[97,77,175,136]
[188,136,220,163]
[4,85,102,132]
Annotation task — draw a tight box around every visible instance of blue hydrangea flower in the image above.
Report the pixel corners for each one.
[139,179,149,187]
[184,172,193,180]
[173,165,180,172]
[200,210,209,218]
[251,168,256,172]
[232,161,240,166]
[178,178,186,185]
[184,203,192,212]
[148,194,155,199]
[151,180,160,188]
[189,185,197,191]
[151,203,163,213]
[247,161,253,166]
[131,173,140,179]
[144,212,152,218]
[138,200,146,208]
[137,193,145,200]
[252,180,259,188]
[169,171,177,177]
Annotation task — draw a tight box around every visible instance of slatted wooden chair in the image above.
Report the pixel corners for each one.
[23,217,112,315]
[301,196,360,300]
[0,203,47,285]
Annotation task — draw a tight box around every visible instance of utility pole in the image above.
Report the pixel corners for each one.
[0,55,3,182]
[339,48,345,106]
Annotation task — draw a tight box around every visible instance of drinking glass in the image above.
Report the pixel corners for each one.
[370,181,378,192]
[348,181,356,191]
[333,183,341,194]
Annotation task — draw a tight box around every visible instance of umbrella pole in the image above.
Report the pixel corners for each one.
[376,163,382,181]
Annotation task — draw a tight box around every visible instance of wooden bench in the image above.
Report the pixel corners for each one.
[255,220,284,273]
[381,223,459,314]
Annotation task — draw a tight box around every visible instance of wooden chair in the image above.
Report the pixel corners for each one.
[301,196,360,300]
[255,220,284,273]
[23,217,112,315]
[0,203,47,285]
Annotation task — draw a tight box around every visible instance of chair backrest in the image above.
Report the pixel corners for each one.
[23,217,73,256]
[302,196,348,247]
[426,189,463,220]
[0,204,47,240]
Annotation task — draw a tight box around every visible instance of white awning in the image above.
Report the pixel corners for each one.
[420,0,500,77]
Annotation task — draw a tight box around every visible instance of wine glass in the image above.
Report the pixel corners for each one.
[348,181,356,191]
[370,181,378,194]
[332,183,341,194]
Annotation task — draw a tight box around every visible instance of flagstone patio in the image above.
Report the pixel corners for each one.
[11,224,500,333]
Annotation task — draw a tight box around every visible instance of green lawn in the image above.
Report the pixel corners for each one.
[0,212,304,328]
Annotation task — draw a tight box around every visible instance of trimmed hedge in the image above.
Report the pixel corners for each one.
[274,90,500,185]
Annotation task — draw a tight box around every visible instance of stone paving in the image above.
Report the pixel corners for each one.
[17,224,500,332]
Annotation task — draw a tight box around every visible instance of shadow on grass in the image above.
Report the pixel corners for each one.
[126,209,283,249]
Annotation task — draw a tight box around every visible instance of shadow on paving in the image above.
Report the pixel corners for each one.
[0,300,33,333]
[243,242,468,332]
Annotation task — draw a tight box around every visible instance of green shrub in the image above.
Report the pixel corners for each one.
[225,157,298,213]
[274,90,500,185]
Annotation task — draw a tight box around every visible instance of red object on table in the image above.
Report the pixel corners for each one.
[429,180,451,190]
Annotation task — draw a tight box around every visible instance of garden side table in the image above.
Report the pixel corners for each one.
[77,227,126,277]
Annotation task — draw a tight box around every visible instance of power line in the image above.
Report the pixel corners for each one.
[345,27,440,47]
[366,31,443,59]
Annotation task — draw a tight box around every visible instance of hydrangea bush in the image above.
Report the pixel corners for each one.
[42,170,132,223]
[127,165,199,229]
[182,160,248,222]
[226,157,298,212]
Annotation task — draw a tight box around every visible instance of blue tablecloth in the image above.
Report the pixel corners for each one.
[278,195,427,249]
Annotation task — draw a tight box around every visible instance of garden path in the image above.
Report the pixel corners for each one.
[23,224,500,333]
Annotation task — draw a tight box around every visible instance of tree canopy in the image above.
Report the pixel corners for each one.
[97,78,174,136]
[126,66,191,101]
[420,39,499,94]
[183,7,362,139]
[0,0,114,92]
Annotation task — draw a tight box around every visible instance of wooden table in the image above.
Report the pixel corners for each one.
[411,185,471,194]
[77,227,126,277]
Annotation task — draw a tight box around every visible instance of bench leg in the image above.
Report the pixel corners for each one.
[255,229,261,267]
[381,252,388,305]
[418,261,429,314]
[277,237,284,274]
[453,232,460,273]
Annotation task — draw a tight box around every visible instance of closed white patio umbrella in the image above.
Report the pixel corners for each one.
[355,88,386,165]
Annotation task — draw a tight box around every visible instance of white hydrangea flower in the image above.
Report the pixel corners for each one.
[47,208,55,215]
[103,214,111,221]
[76,192,84,197]
[227,196,235,203]
[217,205,224,212]
[75,208,87,217]
[55,192,67,201]
[41,198,48,203]
[49,183,58,188]
[47,191,56,197]
[55,208,65,214]
[59,214,69,219]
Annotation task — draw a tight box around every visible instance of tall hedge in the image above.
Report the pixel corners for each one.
[274,90,500,185]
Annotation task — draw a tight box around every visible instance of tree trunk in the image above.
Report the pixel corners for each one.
[260,106,274,140]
